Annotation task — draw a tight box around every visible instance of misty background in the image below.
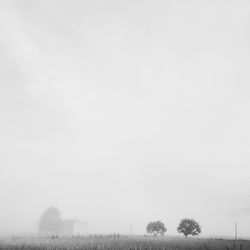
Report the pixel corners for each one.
[1,0,250,237]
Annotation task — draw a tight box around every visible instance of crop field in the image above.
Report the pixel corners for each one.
[0,236,248,250]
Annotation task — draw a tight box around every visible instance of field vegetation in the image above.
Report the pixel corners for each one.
[0,236,248,250]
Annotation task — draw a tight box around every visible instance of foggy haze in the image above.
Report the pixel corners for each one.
[1,0,250,238]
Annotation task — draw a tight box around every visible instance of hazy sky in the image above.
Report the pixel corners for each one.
[1,0,250,237]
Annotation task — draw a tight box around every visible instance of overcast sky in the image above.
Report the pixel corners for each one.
[1,0,250,237]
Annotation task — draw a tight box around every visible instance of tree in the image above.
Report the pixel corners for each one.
[146,220,167,236]
[177,218,201,238]
[38,207,63,236]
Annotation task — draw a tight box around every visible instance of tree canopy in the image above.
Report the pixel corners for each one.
[177,218,201,238]
[146,221,167,236]
[38,207,63,235]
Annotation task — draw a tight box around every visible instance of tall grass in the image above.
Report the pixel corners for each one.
[0,236,248,250]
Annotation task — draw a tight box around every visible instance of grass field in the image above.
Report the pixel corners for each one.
[0,236,248,250]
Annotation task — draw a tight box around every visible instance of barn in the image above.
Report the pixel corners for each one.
[61,219,88,236]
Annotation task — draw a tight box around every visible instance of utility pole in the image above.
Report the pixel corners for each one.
[235,222,238,240]
[130,222,133,235]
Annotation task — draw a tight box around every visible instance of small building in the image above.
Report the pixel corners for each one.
[61,219,88,236]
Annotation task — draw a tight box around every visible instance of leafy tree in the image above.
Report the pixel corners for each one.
[146,220,167,236]
[38,207,63,236]
[177,218,201,238]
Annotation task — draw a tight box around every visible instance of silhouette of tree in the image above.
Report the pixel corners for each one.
[146,221,167,236]
[177,218,201,238]
[38,207,63,236]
